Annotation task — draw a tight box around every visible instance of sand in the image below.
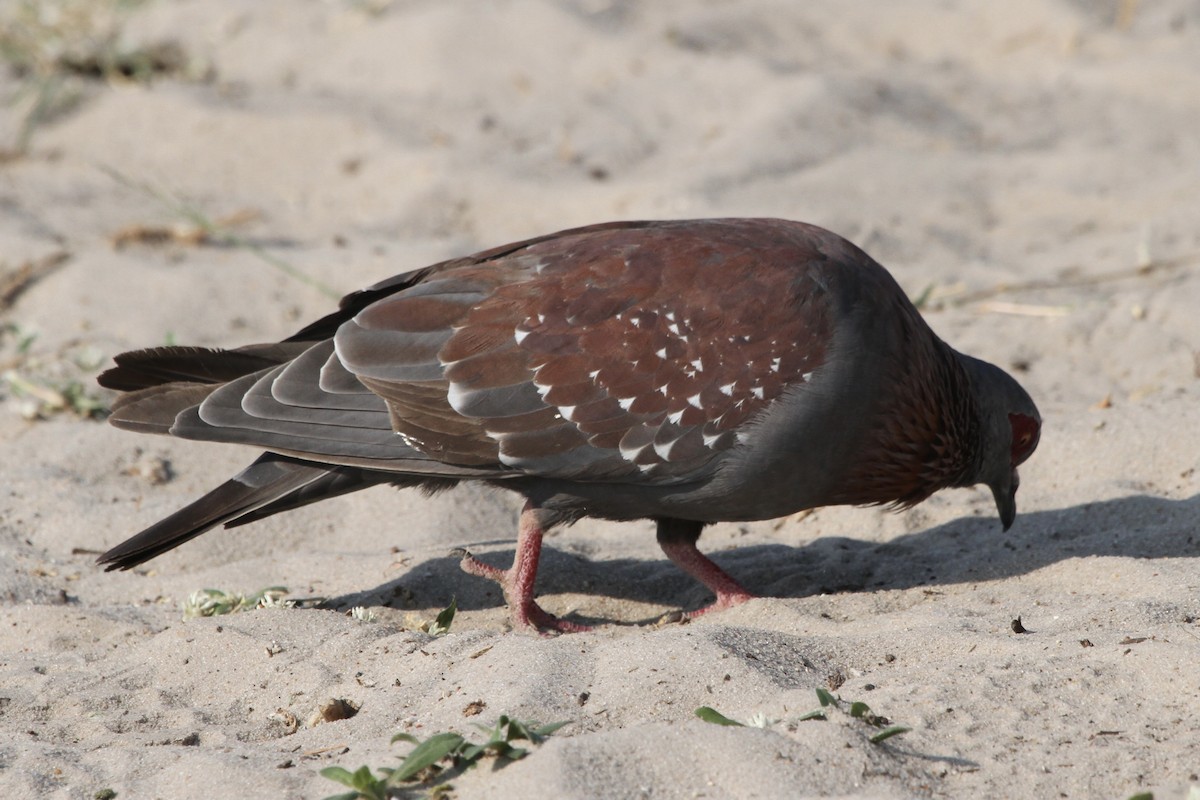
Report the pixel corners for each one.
[1,1,1198,798]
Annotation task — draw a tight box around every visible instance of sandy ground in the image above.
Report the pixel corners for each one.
[2,1,1199,798]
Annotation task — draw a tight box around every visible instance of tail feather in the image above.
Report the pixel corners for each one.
[223,468,390,528]
[98,343,307,392]
[99,454,335,570]
[107,383,219,434]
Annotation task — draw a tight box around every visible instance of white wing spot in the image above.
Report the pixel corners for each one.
[446,382,467,412]
[397,431,426,449]
[719,383,735,396]
[618,397,635,411]
[655,347,668,359]
[687,393,703,409]
[620,443,650,462]
[514,328,530,344]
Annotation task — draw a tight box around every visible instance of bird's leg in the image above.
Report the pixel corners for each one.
[457,501,588,634]
[657,518,756,617]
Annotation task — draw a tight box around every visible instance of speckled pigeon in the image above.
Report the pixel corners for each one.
[97,218,1041,632]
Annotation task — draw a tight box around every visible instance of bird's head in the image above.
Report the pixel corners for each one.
[961,356,1041,531]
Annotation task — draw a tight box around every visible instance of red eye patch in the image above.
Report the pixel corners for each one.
[1009,412,1040,465]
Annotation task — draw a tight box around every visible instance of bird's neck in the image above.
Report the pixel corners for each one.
[827,336,980,509]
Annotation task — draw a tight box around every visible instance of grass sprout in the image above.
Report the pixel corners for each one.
[401,598,458,636]
[693,706,744,727]
[4,369,106,419]
[0,0,202,155]
[696,688,911,745]
[799,689,912,744]
[321,714,568,799]
[424,598,457,636]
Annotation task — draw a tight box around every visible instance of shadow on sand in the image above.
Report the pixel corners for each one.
[325,492,1200,621]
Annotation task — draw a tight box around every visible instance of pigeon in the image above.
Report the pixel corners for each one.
[97,218,1041,632]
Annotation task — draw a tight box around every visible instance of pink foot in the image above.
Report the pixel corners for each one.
[456,503,588,634]
[681,588,756,619]
[657,519,757,619]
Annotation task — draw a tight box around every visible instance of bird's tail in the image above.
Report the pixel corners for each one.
[98,453,356,570]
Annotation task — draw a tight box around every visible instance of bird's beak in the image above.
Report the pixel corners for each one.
[990,468,1019,531]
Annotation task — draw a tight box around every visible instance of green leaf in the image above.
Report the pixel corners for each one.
[428,598,457,635]
[390,732,420,745]
[319,766,358,787]
[849,701,871,719]
[1126,794,1154,800]
[319,765,386,800]
[532,720,571,738]
[391,732,466,782]
[458,743,486,763]
[869,726,911,744]
[694,706,745,726]
[505,717,533,741]
[815,688,838,707]
[797,709,827,722]
[485,741,528,761]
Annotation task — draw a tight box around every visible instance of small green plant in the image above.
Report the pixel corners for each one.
[320,715,569,799]
[2,318,110,420]
[182,586,293,618]
[0,0,197,155]
[693,706,744,727]
[797,688,911,744]
[401,598,458,636]
[424,598,457,636]
[693,706,778,729]
[695,688,910,745]
[4,370,107,419]
[1,322,38,354]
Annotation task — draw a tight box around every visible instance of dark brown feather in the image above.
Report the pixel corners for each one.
[335,220,833,478]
